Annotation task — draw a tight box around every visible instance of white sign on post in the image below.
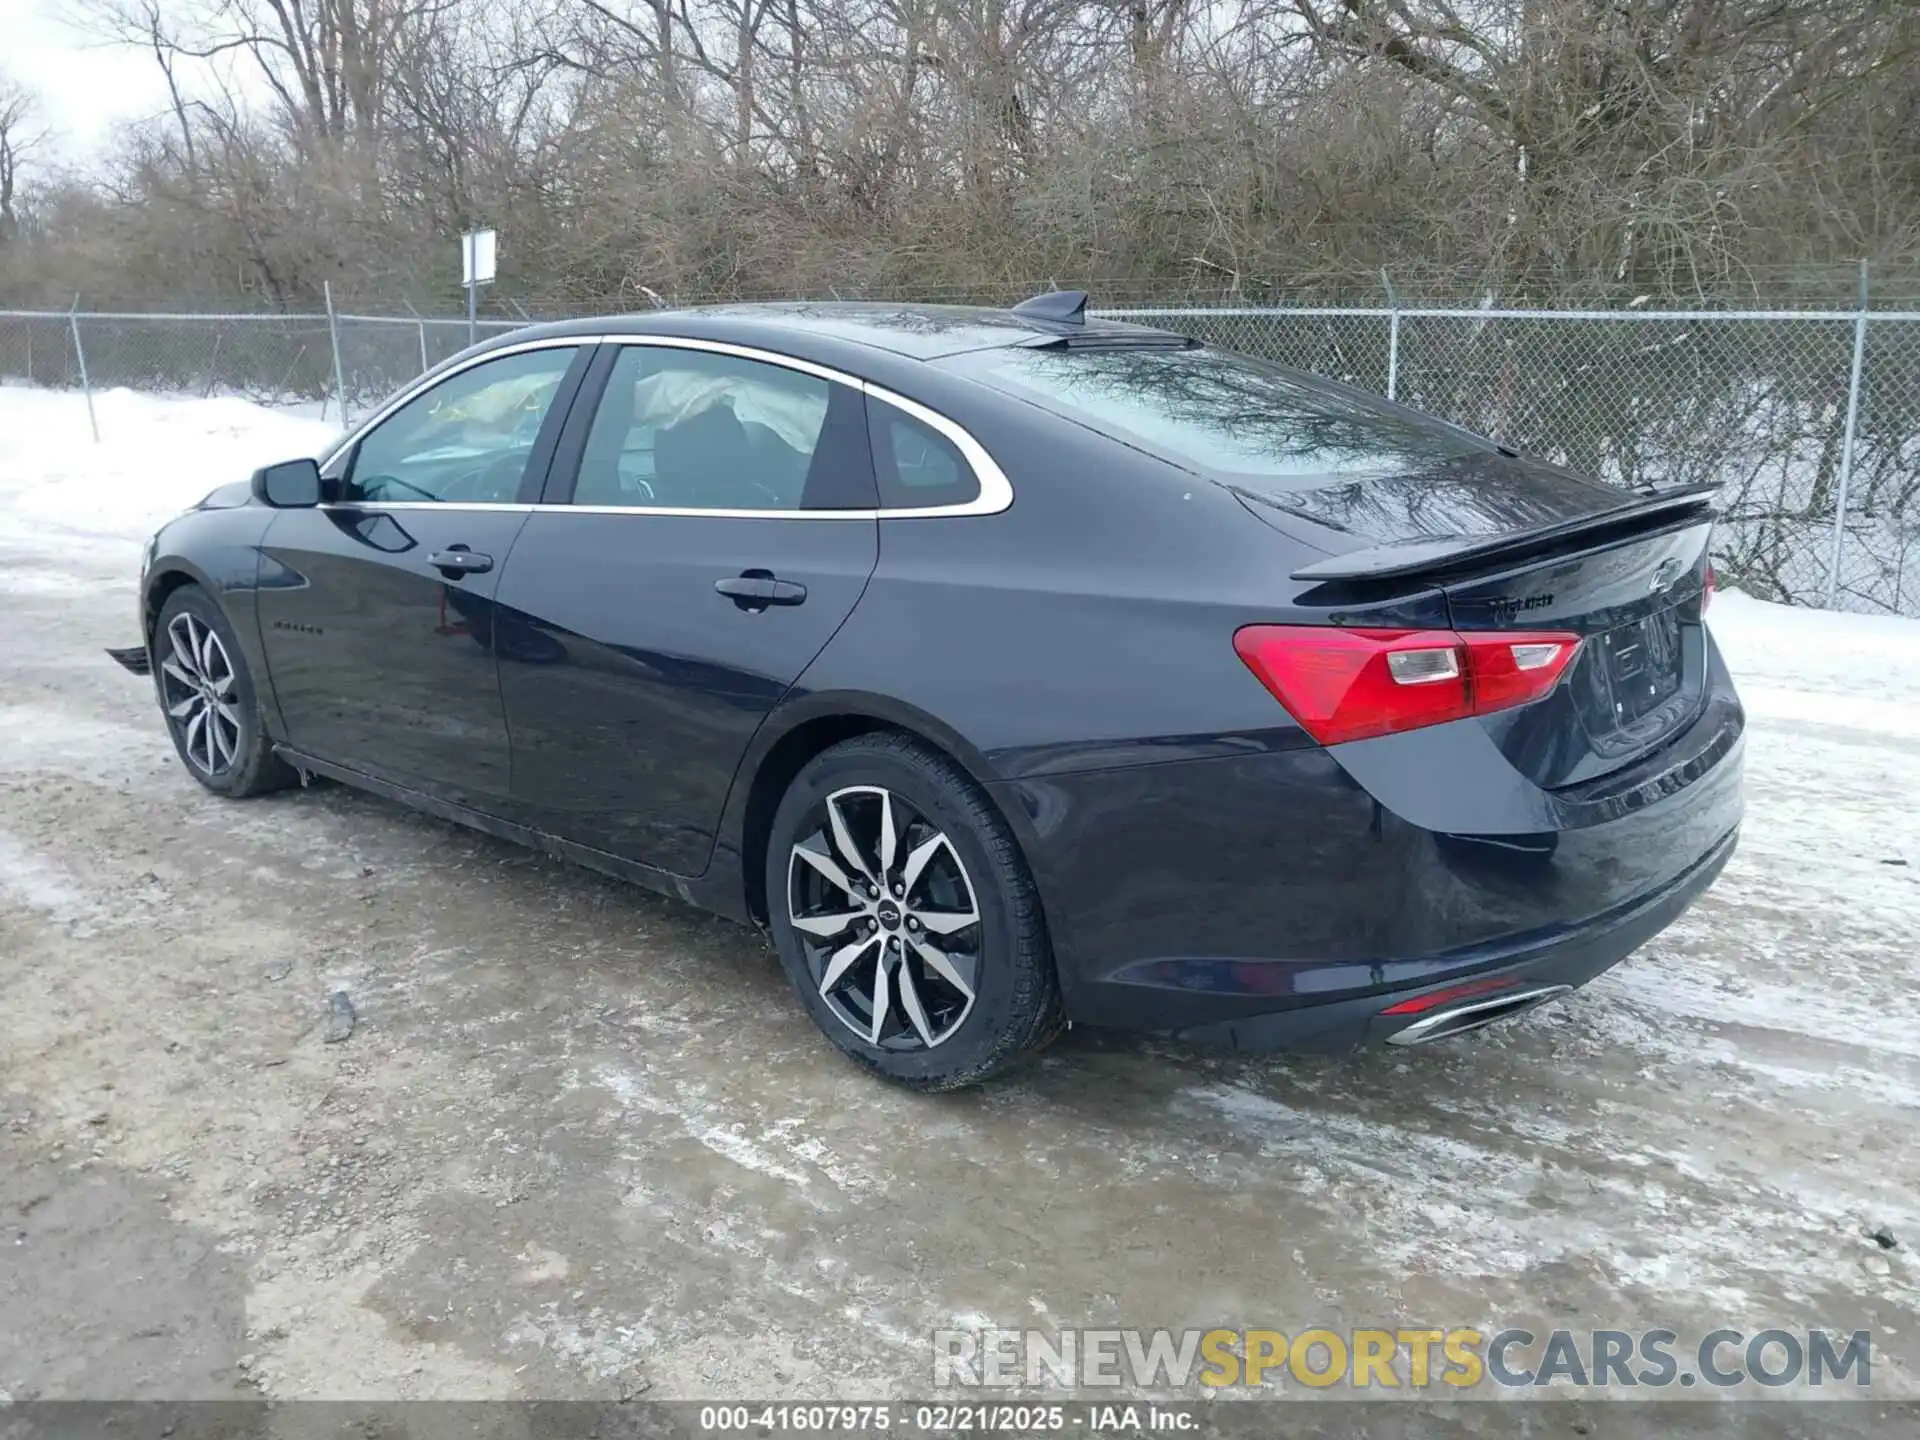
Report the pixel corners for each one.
[462,228,498,286]
[461,228,497,346]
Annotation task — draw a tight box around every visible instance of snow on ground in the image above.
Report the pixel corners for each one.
[0,383,337,564]
[1709,589,1920,740]
[0,385,1916,1401]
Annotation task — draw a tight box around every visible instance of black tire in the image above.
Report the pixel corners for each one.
[152,585,299,798]
[765,733,1065,1090]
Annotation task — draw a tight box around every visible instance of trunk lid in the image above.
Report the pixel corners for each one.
[1238,455,1717,787]
[1435,518,1713,787]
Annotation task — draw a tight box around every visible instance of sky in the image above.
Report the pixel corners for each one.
[6,0,180,162]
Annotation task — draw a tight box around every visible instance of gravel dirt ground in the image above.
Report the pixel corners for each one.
[2,446,1918,1410]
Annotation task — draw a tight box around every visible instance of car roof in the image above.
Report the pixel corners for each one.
[484,301,1186,362]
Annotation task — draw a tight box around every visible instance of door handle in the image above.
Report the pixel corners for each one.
[714,576,771,605]
[715,571,807,612]
[430,547,494,578]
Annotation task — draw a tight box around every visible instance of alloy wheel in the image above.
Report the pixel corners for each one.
[158,612,242,776]
[787,785,981,1050]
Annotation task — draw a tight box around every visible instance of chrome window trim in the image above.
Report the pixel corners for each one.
[321,501,538,513]
[317,331,1014,521]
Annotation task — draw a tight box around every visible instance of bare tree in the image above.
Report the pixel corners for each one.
[1,0,1913,308]
[0,71,47,245]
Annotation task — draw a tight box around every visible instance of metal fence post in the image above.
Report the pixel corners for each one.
[324,281,350,426]
[1825,260,1870,609]
[67,295,99,442]
[403,300,429,374]
[1381,269,1401,401]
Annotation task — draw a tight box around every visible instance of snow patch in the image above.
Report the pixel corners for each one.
[0,831,99,926]
[576,1064,874,1205]
[0,386,337,563]
[1709,590,1920,737]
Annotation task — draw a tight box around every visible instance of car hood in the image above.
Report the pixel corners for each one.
[194,480,255,510]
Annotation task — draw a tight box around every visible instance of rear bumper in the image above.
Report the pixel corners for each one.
[1174,824,1735,1051]
[997,654,1743,1048]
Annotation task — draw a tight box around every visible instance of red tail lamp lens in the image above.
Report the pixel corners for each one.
[1233,626,1582,746]
[1379,977,1519,1016]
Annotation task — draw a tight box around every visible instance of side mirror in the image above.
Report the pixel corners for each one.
[250,458,323,509]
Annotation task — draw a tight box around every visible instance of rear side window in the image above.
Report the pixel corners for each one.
[575,345,858,511]
[940,346,1491,487]
[870,405,979,510]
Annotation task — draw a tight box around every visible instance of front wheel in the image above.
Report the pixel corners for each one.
[766,733,1064,1090]
[152,585,297,797]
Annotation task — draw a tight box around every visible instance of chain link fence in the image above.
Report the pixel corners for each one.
[0,309,524,408]
[3,299,1916,616]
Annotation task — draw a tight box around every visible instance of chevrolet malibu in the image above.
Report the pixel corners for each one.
[112,293,1742,1088]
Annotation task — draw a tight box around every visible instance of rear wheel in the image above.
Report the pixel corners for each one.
[766,734,1063,1089]
[153,585,297,797]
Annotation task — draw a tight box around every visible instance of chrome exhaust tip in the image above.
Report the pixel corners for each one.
[1384,984,1572,1046]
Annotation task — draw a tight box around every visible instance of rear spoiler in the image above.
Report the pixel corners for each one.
[1288,483,1720,584]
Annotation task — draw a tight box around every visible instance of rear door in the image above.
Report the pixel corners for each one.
[257,342,588,808]
[493,339,881,876]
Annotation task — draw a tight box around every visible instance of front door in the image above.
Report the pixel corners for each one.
[494,340,881,875]
[256,342,588,809]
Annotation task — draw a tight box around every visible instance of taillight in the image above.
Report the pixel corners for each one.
[1702,563,1716,613]
[1233,625,1582,746]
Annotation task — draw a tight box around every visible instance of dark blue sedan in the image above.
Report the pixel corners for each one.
[114,292,1742,1087]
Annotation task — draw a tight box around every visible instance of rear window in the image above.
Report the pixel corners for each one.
[940,346,1490,487]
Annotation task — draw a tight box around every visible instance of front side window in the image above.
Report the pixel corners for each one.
[346,347,579,504]
[574,346,835,511]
